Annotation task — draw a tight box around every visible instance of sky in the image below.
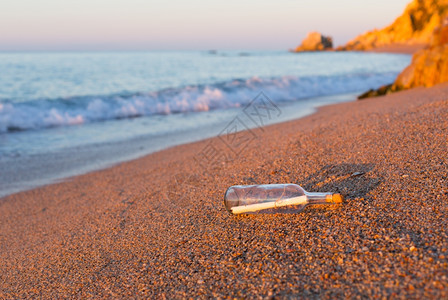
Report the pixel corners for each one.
[0,0,411,51]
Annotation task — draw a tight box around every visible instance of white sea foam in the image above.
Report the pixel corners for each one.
[0,73,397,133]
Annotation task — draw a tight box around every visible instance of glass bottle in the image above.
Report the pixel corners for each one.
[224,184,343,214]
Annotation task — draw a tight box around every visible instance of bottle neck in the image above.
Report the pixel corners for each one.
[305,192,334,205]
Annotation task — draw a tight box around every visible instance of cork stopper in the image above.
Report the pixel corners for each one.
[326,193,344,204]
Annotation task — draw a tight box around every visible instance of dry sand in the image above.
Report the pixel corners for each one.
[1,83,448,298]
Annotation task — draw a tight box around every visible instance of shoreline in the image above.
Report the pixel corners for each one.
[1,83,448,297]
[0,92,359,199]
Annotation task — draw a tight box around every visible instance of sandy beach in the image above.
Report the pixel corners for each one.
[1,83,448,298]
[367,43,426,54]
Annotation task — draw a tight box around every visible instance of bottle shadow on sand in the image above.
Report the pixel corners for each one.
[300,163,382,202]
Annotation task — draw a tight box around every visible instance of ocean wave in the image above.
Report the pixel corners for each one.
[0,73,397,133]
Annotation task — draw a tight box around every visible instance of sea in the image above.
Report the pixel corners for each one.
[0,50,411,197]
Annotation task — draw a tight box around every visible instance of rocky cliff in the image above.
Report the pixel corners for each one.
[394,17,448,89]
[340,0,448,51]
[294,32,333,52]
[359,16,448,99]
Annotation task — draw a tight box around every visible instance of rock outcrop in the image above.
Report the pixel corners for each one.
[357,84,396,100]
[359,16,448,99]
[394,17,448,89]
[339,0,448,51]
[294,32,333,52]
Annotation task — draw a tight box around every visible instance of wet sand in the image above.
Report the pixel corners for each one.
[1,84,448,298]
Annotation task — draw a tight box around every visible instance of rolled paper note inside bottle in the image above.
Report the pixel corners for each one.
[224,184,343,214]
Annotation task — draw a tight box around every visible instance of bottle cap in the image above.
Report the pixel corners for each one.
[326,193,344,203]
